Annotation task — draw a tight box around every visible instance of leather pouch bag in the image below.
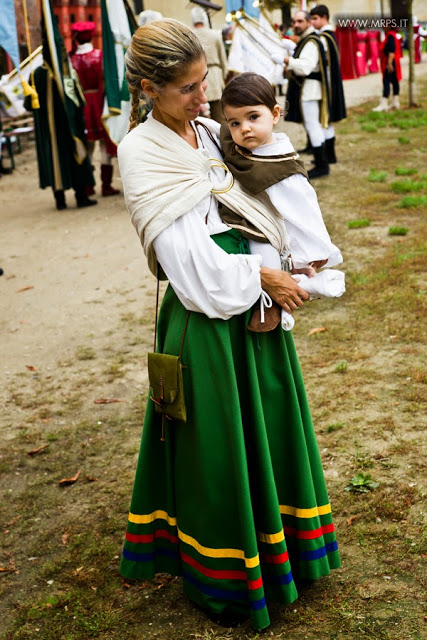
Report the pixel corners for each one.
[147,272,190,440]
[147,352,187,422]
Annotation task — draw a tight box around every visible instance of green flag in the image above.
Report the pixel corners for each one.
[101,0,136,146]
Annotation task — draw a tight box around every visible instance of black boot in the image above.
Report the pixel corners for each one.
[54,189,67,210]
[308,144,330,179]
[75,187,97,208]
[298,135,313,155]
[0,157,13,174]
[325,137,337,164]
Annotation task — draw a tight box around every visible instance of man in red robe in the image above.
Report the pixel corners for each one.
[71,21,119,196]
[372,27,402,111]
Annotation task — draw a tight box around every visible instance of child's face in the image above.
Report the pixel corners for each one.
[223,103,281,150]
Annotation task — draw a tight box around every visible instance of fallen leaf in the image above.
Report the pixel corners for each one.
[85,475,97,483]
[347,515,357,527]
[308,327,327,336]
[6,516,21,527]
[16,286,34,292]
[3,530,10,535]
[94,398,125,404]
[62,532,69,546]
[27,444,49,456]
[0,566,16,573]
[58,470,81,486]
[25,365,38,371]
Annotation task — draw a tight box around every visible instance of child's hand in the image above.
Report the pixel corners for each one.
[308,259,328,269]
[292,266,316,278]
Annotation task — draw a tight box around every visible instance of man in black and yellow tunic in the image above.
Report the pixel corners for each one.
[283,11,330,179]
[310,4,346,165]
[27,2,96,210]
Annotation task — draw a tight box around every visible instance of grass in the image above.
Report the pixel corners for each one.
[368,169,388,182]
[347,218,371,228]
[394,167,418,176]
[1,79,427,640]
[398,195,427,208]
[388,227,409,236]
[391,179,427,193]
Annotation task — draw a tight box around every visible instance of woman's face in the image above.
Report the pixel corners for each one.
[152,56,209,123]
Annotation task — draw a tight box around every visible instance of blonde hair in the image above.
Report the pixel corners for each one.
[125,19,205,131]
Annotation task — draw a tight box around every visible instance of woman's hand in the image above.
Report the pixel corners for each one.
[260,267,309,314]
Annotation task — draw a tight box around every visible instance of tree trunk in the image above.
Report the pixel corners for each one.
[407,1,417,106]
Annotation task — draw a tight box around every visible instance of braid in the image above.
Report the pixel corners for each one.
[129,88,140,131]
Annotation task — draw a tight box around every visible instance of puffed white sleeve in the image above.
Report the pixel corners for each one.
[287,40,318,76]
[266,174,343,269]
[153,207,263,319]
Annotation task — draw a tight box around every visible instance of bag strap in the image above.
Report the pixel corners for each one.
[153,265,190,357]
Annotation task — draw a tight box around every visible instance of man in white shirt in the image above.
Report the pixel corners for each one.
[310,5,346,165]
[283,11,330,179]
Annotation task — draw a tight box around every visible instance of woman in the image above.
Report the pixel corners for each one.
[118,19,340,631]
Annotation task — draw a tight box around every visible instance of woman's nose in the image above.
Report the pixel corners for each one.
[196,84,208,105]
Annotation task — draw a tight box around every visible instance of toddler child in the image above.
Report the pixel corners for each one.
[219,72,345,331]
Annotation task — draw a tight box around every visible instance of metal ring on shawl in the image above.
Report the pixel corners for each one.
[209,158,234,194]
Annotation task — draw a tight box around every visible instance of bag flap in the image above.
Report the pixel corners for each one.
[148,352,179,404]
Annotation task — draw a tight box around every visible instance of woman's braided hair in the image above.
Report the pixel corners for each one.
[125,19,205,131]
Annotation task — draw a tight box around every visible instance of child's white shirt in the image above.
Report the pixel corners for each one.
[250,132,342,269]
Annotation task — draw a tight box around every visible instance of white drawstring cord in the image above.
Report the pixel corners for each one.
[259,290,273,324]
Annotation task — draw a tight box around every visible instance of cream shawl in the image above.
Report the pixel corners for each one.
[118,116,290,277]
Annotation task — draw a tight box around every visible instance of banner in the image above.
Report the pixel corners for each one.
[0,0,20,68]
[40,0,88,163]
[228,16,285,84]
[101,0,134,146]
[0,47,43,117]
[226,0,259,19]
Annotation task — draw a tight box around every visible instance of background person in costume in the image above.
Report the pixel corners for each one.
[220,72,344,333]
[372,26,402,112]
[190,7,228,123]
[118,18,340,631]
[283,11,330,179]
[137,9,162,27]
[309,4,346,164]
[27,7,96,210]
[0,109,13,176]
[70,21,120,197]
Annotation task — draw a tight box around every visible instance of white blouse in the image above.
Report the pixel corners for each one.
[254,132,343,269]
[153,121,262,319]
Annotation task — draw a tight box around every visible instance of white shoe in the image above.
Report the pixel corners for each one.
[372,97,389,112]
[390,95,400,110]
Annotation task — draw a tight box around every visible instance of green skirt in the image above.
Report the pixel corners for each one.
[120,229,340,630]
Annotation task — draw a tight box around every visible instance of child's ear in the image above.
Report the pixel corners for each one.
[272,104,281,125]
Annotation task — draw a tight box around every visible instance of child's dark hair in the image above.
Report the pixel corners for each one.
[221,73,277,113]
